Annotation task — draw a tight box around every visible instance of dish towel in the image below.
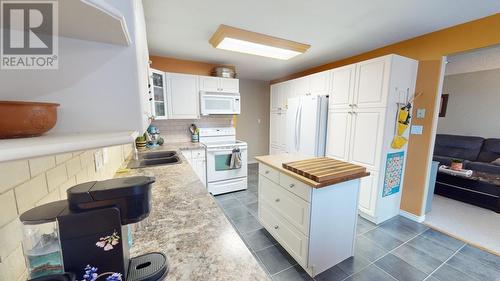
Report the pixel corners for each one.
[229,148,242,169]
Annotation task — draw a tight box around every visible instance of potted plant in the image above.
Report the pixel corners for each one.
[450,159,463,171]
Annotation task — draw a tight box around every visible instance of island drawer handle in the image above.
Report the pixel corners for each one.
[289,184,295,188]
[275,198,280,203]
[274,225,279,229]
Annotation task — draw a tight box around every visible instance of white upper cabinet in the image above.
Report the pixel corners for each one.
[151,72,240,120]
[199,76,219,92]
[199,76,239,93]
[309,70,331,96]
[151,69,168,119]
[330,65,355,109]
[291,77,310,97]
[167,73,200,119]
[353,56,390,108]
[219,78,239,92]
[270,84,281,111]
[270,82,290,111]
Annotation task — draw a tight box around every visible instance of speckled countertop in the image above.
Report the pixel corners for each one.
[115,143,269,281]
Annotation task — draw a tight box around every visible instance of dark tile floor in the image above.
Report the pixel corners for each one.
[213,163,500,281]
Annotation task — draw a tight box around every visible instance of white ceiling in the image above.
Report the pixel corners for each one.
[143,0,500,81]
[445,45,500,76]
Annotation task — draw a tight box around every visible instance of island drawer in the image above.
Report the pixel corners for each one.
[279,173,312,202]
[259,163,279,183]
[259,201,309,267]
[259,176,310,236]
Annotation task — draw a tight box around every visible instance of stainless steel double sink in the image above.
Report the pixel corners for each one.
[128,150,181,169]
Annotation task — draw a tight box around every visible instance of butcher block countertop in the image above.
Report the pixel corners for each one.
[255,154,369,188]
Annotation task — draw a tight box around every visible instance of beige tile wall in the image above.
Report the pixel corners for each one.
[0,144,133,281]
[152,116,233,143]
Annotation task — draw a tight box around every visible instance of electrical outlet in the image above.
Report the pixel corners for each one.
[416,108,426,119]
[102,148,109,164]
[94,150,104,171]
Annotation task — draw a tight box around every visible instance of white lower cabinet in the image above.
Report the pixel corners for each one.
[358,168,378,216]
[257,163,359,277]
[259,201,309,266]
[270,111,287,153]
[181,148,206,185]
[259,176,310,235]
[325,109,352,162]
[348,108,385,170]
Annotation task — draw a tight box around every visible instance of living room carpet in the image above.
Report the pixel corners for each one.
[425,195,500,254]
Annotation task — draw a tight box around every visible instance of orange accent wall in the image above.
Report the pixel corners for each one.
[150,55,235,76]
[272,14,500,216]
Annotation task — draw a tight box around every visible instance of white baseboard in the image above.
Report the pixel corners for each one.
[358,211,377,224]
[399,210,426,223]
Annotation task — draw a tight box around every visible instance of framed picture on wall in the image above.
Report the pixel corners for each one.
[439,94,449,117]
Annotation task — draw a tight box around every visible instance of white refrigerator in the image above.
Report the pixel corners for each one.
[286,95,329,156]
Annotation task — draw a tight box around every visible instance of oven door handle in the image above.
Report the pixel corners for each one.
[212,177,246,185]
[207,147,247,152]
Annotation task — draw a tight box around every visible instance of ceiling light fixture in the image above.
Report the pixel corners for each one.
[209,25,310,60]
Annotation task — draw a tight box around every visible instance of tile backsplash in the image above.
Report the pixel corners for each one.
[152,116,234,143]
[0,144,132,281]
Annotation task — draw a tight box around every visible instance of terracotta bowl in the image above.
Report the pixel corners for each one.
[0,101,60,139]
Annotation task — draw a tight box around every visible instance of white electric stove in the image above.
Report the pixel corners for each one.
[199,127,248,195]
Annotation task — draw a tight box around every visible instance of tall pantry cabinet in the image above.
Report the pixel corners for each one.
[270,82,289,154]
[326,55,418,224]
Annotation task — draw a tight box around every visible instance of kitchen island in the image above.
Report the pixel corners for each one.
[116,143,268,281]
[255,154,369,277]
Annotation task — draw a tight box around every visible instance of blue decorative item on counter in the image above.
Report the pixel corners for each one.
[147,125,161,147]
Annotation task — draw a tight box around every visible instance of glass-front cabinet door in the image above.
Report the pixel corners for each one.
[151,69,168,119]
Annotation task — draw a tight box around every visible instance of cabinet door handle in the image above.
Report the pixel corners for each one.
[265,170,270,174]
[348,104,353,107]
[274,225,279,229]
[275,198,280,203]
[289,184,295,188]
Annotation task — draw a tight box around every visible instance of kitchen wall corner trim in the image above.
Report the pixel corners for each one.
[399,209,426,223]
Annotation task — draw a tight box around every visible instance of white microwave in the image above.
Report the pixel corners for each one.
[200,91,241,115]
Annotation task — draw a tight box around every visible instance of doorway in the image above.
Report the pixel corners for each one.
[423,45,500,254]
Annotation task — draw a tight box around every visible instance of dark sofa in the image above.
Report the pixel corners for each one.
[433,134,500,212]
[433,134,500,174]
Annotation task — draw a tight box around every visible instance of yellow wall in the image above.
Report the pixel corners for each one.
[150,55,235,76]
[272,14,500,216]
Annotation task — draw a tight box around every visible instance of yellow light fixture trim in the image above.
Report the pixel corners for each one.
[209,25,310,60]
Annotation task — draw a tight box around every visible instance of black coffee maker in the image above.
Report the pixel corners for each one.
[20,176,168,281]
